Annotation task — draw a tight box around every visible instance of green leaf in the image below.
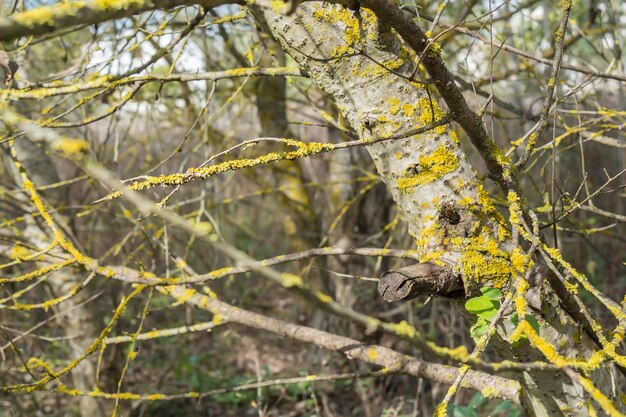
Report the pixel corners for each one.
[465,296,500,320]
[449,405,469,417]
[488,400,513,416]
[510,313,540,347]
[511,313,540,333]
[470,318,489,339]
[468,392,486,408]
[511,334,529,348]
[464,296,493,313]
[480,287,502,300]
[526,315,540,332]
[454,406,478,417]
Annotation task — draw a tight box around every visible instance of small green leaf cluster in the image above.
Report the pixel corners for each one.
[447,392,522,417]
[465,287,540,345]
[465,287,502,340]
[510,313,540,348]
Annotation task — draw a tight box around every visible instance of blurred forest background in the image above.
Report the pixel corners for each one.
[0,0,625,416]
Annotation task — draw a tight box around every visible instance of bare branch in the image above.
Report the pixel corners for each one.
[160,284,522,402]
[0,0,242,42]
[515,1,572,168]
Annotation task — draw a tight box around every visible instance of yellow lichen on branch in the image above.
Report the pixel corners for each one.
[312,4,360,57]
[14,1,85,28]
[1,285,145,393]
[12,0,149,29]
[102,140,336,201]
[397,145,458,192]
[53,137,90,156]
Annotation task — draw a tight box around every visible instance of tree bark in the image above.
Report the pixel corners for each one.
[251,3,622,416]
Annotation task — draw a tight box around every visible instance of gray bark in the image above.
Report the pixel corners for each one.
[251,3,622,416]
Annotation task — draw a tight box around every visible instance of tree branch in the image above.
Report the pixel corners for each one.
[0,0,240,42]
[378,262,463,302]
[159,284,522,403]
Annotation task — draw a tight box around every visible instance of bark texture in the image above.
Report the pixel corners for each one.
[251,3,622,416]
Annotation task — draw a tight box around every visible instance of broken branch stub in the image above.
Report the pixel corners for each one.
[378,262,463,302]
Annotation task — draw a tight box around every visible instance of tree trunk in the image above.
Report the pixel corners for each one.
[251,3,622,416]
[10,138,116,417]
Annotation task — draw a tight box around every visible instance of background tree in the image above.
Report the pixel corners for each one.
[0,0,625,416]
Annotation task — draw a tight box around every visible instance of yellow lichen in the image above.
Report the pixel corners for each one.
[460,248,510,288]
[397,145,458,192]
[14,7,57,27]
[401,103,415,117]
[372,114,403,137]
[171,288,196,306]
[281,273,303,288]
[104,140,336,201]
[481,386,500,398]
[193,221,213,236]
[456,196,473,206]
[95,0,147,10]
[206,267,233,280]
[426,41,442,58]
[54,137,89,155]
[476,183,497,214]
[315,291,332,303]
[13,0,149,30]
[312,5,360,57]
[351,54,407,78]
[14,1,84,28]
[393,320,417,338]
[224,67,257,77]
[419,251,444,265]
[387,97,401,115]
[416,96,447,134]
[8,244,30,260]
[202,286,219,299]
[416,219,442,250]
[367,347,378,361]
[510,247,531,275]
